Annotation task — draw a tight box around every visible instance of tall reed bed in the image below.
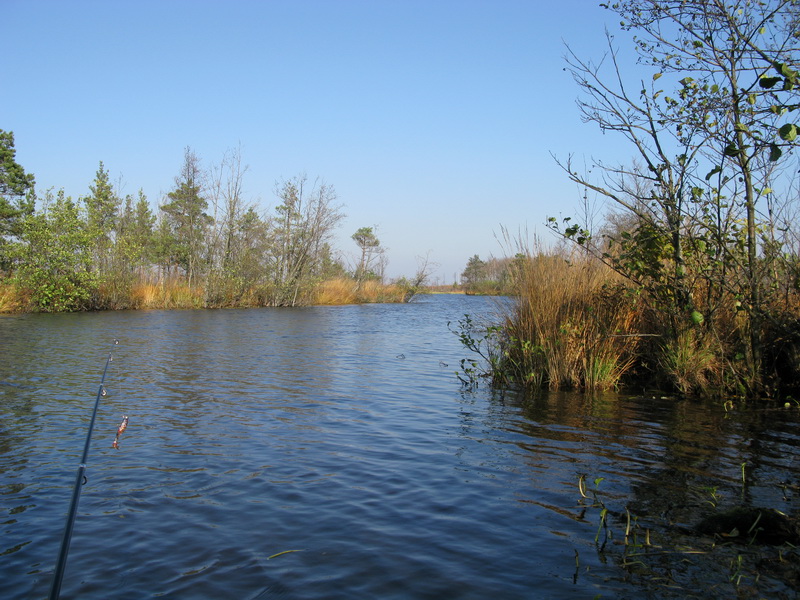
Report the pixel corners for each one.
[497,251,640,390]
[0,281,26,313]
[130,279,205,309]
[313,278,407,305]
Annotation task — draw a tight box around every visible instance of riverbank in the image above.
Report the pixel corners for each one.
[453,249,800,399]
[0,276,420,313]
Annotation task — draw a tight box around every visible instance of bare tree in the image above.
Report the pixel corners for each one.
[551,0,800,393]
[270,174,344,306]
[352,226,384,285]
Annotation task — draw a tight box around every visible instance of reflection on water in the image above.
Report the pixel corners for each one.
[1,297,798,599]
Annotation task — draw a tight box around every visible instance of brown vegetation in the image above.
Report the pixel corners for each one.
[462,244,800,397]
[499,250,640,390]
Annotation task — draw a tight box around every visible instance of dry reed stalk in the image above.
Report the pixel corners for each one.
[315,278,358,305]
[0,282,26,313]
[131,282,158,308]
[504,251,640,390]
[358,280,404,303]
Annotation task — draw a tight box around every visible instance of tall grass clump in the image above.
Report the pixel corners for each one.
[314,278,358,305]
[453,244,642,392]
[657,329,720,395]
[500,250,640,390]
[313,278,408,305]
[0,281,26,313]
[130,278,205,309]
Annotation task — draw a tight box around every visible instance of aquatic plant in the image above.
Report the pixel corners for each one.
[574,471,800,595]
[455,249,641,391]
[657,329,721,395]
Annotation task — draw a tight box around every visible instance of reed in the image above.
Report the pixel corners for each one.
[130,279,204,309]
[498,249,640,390]
[314,278,358,305]
[657,329,720,395]
[0,281,26,313]
[357,279,407,303]
[313,278,408,305]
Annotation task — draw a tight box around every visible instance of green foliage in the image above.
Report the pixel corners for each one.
[84,161,119,245]
[0,130,35,271]
[159,148,211,287]
[14,190,97,311]
[352,226,383,283]
[448,314,504,388]
[549,0,800,395]
[0,139,414,311]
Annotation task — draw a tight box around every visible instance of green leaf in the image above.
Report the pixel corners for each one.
[779,123,798,141]
[653,72,662,81]
[705,165,722,180]
[759,76,782,89]
[723,143,741,157]
[769,143,783,162]
[691,310,704,325]
[776,62,798,81]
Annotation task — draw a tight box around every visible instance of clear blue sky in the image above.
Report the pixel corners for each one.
[4,0,635,283]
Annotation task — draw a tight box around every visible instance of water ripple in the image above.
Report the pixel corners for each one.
[1,299,798,599]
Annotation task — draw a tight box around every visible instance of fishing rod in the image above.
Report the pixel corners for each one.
[49,339,119,600]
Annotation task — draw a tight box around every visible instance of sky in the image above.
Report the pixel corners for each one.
[3,0,638,283]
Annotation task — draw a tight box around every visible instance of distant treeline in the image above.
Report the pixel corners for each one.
[458,253,524,296]
[0,139,424,312]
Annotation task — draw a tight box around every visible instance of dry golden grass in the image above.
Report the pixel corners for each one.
[131,280,204,309]
[0,281,27,313]
[501,250,641,390]
[314,278,358,305]
[313,278,408,305]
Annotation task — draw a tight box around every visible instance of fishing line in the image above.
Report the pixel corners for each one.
[49,339,119,600]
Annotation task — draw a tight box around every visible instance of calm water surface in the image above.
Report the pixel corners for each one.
[1,295,798,599]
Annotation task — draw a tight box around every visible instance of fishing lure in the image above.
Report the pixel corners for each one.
[112,415,129,449]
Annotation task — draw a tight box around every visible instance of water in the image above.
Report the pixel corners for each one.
[1,295,798,599]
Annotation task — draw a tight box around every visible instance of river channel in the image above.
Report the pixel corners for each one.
[1,294,799,599]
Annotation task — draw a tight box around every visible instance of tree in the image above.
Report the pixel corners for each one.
[612,0,800,389]
[159,147,211,288]
[352,226,383,284]
[83,161,120,277]
[104,189,156,306]
[551,0,800,394]
[461,255,488,289]
[270,175,344,306]
[205,146,265,304]
[0,130,35,272]
[14,190,96,311]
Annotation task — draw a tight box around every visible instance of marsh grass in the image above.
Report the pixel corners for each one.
[313,278,407,305]
[657,329,721,395]
[0,281,26,313]
[1,274,410,311]
[131,280,205,309]
[497,250,640,390]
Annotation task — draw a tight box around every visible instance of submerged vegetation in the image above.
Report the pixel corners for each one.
[0,141,426,312]
[455,0,800,399]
